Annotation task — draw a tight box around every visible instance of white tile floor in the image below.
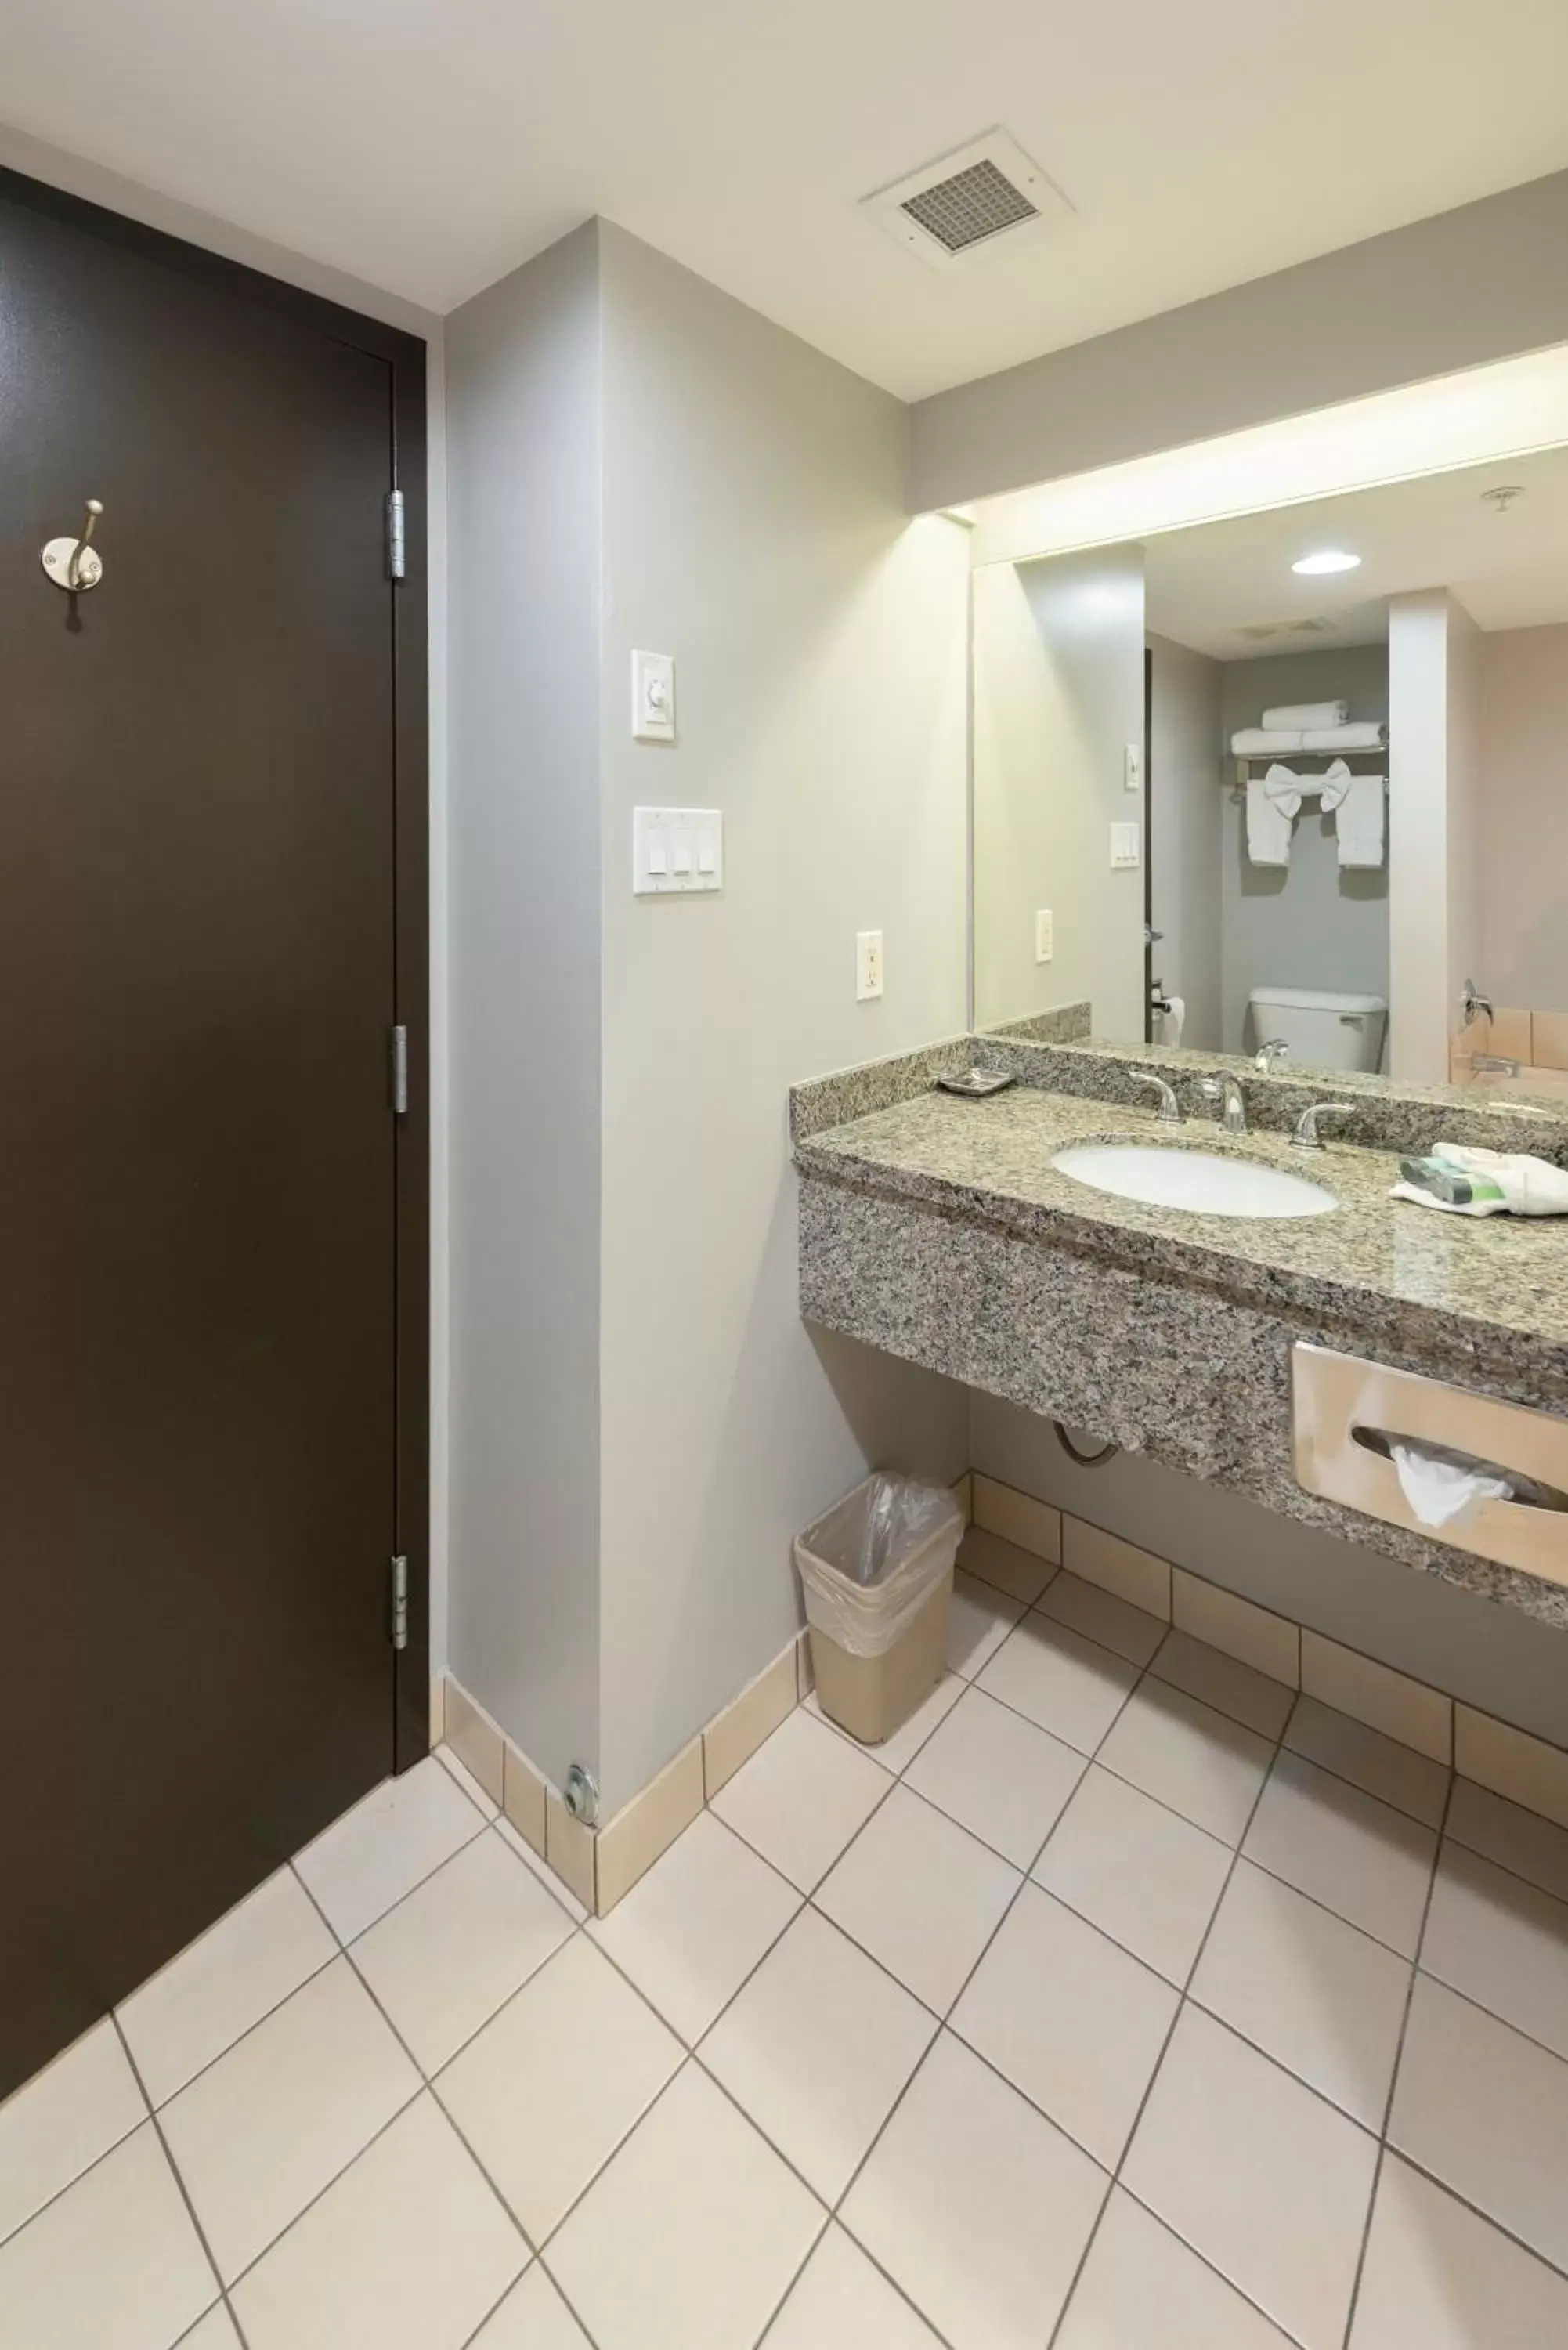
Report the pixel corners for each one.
[5,1529,1568,2348]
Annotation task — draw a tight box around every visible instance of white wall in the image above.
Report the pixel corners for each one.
[445,225,605,1788]
[443,220,970,1814]
[594,225,970,1810]
[1478,624,1568,1010]
[1388,591,1479,1083]
[972,548,1147,1038]
[1147,635,1221,1054]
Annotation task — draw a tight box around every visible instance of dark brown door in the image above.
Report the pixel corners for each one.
[1,186,406,2097]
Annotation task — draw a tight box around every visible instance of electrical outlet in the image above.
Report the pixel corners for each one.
[1035,909,1053,964]
[856,930,884,1001]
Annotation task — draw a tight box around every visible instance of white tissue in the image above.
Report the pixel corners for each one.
[1158,995,1185,1047]
[1389,1441,1513,1530]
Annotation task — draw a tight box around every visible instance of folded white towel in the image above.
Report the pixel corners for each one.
[1301,721,1386,752]
[1246,762,1300,866]
[1231,728,1303,755]
[1263,700,1346,730]
[1333,772,1386,867]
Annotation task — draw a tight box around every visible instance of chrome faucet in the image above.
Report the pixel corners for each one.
[1254,1039,1290,1073]
[1460,977,1494,1029]
[1129,1070,1181,1123]
[1292,1102,1355,1151]
[1200,1072,1248,1134]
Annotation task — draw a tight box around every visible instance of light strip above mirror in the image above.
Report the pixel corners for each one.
[966,342,1568,569]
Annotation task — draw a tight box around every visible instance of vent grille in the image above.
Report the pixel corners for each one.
[863,129,1072,272]
[1237,616,1336,642]
[900,158,1039,255]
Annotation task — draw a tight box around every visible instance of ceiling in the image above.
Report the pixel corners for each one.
[2,2,1567,399]
[1143,444,1568,660]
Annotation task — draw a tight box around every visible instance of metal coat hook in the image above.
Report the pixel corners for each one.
[41,499,106,593]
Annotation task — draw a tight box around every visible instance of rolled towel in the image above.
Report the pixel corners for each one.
[1300,721,1386,752]
[1246,762,1300,866]
[1262,700,1346,730]
[1231,728,1304,755]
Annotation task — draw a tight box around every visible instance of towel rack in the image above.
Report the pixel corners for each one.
[1230,747,1389,791]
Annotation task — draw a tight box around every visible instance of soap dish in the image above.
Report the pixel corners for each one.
[937,1068,1017,1099]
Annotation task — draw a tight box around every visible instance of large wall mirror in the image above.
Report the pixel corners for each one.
[971,443,1568,1099]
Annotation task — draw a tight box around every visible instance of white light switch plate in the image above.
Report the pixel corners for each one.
[1124,741,1143,794]
[1035,909,1053,964]
[634,807,722,895]
[856,930,884,1001]
[631,650,675,742]
[1109,822,1140,870]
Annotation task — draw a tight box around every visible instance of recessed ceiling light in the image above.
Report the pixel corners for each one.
[1292,550,1362,577]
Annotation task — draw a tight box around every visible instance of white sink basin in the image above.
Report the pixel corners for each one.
[1053,1143,1337,1220]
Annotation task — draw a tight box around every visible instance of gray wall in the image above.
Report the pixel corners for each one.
[445,224,605,1788]
[1479,624,1568,1011]
[972,1394,1568,1750]
[1219,645,1389,1055]
[911,169,1568,509]
[594,225,970,1811]
[973,547,1147,1038]
[1148,635,1222,1054]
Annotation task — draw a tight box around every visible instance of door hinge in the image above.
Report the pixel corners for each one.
[390,1025,408,1115]
[390,1555,409,1650]
[385,489,406,581]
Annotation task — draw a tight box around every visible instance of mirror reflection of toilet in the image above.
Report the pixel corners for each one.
[1248,985,1387,1072]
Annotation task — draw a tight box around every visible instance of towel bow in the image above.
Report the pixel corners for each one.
[1263,761,1302,817]
[1315,757,1353,811]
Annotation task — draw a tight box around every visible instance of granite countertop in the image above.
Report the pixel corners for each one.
[796,1084,1568,1392]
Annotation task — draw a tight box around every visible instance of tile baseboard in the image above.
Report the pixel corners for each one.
[445,1623,810,1919]
[976,1472,1568,1836]
[446,1469,1568,1915]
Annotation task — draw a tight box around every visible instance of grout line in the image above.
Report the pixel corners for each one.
[1375,2146,1568,2291]
[1276,1708,1452,1831]
[1405,1964,1568,2088]
[1440,1813,1568,1910]
[0,2078,154,2255]
[532,2256,608,2350]
[136,1942,345,2120]
[1339,1767,1455,2347]
[108,2012,241,2348]
[450,2265,533,2350]
[1042,1665,1292,2349]
[24,1626,1552,2350]
[1109,2177,1318,2350]
[815,1630,1178,2323]
[291,1867,563,2273]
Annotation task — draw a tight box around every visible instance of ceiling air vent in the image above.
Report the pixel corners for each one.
[1237,616,1337,642]
[864,131,1073,272]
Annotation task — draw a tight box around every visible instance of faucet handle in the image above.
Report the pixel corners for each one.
[1199,1072,1248,1133]
[1255,1039,1290,1072]
[1292,1101,1355,1151]
[1129,1070,1181,1123]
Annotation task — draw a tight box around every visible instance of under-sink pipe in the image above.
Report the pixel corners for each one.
[1053,1422,1121,1468]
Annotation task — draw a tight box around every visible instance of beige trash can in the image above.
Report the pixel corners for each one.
[795,1473,963,1746]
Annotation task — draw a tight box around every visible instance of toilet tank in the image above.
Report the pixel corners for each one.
[1248,986,1387,1072]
